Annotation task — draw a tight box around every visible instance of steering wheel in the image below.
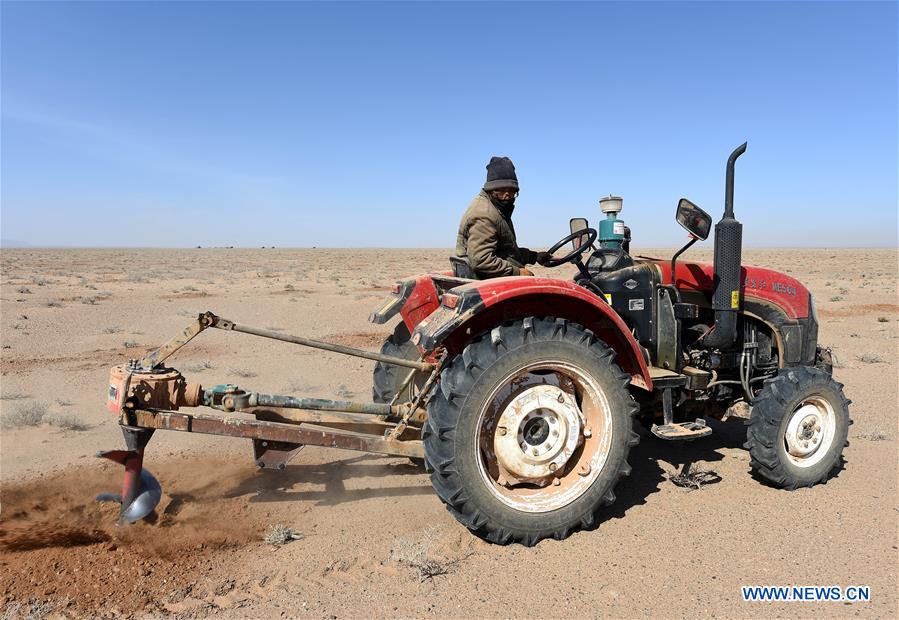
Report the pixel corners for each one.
[542,228,598,268]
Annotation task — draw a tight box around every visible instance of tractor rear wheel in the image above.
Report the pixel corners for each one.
[423,317,638,546]
[746,366,850,489]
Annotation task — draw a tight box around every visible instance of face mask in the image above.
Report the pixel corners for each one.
[489,194,516,213]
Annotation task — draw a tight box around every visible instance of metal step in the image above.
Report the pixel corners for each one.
[651,418,712,441]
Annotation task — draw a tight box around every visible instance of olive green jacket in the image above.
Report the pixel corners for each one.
[455,190,537,278]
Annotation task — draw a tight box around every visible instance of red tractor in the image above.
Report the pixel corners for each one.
[99,143,848,546]
[369,143,848,544]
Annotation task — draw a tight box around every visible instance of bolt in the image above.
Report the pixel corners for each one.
[557,393,565,403]
[532,448,540,456]
[578,463,591,477]
[552,478,561,486]
[549,462,557,472]
[583,427,593,438]
[498,426,507,436]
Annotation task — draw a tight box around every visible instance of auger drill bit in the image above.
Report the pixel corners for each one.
[96,428,160,525]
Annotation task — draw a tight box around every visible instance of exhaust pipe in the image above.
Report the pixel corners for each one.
[703,142,747,349]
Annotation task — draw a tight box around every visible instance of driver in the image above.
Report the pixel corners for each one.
[454,156,548,279]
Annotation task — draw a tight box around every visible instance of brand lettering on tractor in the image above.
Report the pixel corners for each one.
[771,282,797,296]
[742,276,767,290]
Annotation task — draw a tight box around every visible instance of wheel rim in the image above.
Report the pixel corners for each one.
[782,396,836,468]
[475,360,613,513]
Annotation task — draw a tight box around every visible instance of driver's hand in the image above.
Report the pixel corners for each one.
[519,267,535,276]
[536,251,552,266]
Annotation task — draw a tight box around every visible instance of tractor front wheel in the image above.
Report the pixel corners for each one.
[746,366,850,489]
[423,317,638,546]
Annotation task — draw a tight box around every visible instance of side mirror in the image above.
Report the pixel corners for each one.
[569,218,591,250]
[675,198,712,240]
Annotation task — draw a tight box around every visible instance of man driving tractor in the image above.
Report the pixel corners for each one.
[453,156,548,279]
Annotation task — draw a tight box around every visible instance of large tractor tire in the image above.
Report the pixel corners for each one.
[423,317,639,546]
[372,323,427,403]
[746,366,851,490]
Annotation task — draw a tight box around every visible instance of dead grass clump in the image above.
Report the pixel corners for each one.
[81,296,98,305]
[16,286,32,294]
[855,352,885,364]
[336,384,354,398]
[388,528,468,582]
[829,296,843,302]
[1,599,57,620]
[182,360,215,372]
[45,299,62,308]
[55,398,73,407]
[48,414,90,431]
[4,402,48,428]
[263,524,303,546]
[0,391,30,401]
[857,426,890,441]
[123,340,141,349]
[102,326,122,334]
[228,367,257,378]
[877,316,889,323]
[669,464,721,491]
[33,276,52,286]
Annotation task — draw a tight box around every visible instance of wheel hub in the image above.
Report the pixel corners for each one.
[785,404,824,458]
[493,384,583,481]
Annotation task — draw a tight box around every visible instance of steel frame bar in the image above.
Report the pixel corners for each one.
[120,408,424,458]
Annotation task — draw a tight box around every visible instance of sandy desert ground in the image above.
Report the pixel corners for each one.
[0,247,896,619]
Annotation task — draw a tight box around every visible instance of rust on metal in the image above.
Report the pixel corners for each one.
[121,409,424,458]
[110,365,202,411]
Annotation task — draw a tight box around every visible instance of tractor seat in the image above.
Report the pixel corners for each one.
[449,256,477,279]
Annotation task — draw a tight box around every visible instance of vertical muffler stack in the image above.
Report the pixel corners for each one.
[703,142,747,349]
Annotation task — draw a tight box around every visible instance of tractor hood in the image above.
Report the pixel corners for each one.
[650,259,810,319]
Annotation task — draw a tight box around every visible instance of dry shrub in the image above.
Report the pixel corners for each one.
[857,426,889,441]
[855,352,885,364]
[4,402,48,428]
[228,367,257,378]
[388,528,470,582]
[263,524,303,546]
[48,414,89,432]
[16,287,31,294]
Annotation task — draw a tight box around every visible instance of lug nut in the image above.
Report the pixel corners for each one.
[549,462,557,472]
[583,427,592,438]
[557,393,565,403]
[552,478,561,486]
[578,463,591,477]
[498,426,507,436]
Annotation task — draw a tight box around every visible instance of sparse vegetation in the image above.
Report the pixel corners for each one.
[229,367,258,378]
[4,401,49,428]
[55,398,73,407]
[123,340,141,349]
[857,426,889,441]
[48,413,89,431]
[263,523,303,546]
[669,464,721,491]
[81,296,98,305]
[102,326,122,334]
[16,286,32,294]
[0,391,30,400]
[388,528,470,582]
[877,316,889,323]
[829,296,843,302]
[183,360,215,372]
[45,299,62,308]
[855,352,885,364]
[336,383,354,398]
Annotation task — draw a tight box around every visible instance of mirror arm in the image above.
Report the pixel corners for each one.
[670,235,699,289]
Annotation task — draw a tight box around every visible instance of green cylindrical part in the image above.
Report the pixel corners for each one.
[599,212,625,249]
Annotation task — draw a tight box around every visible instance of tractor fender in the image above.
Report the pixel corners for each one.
[412,276,653,391]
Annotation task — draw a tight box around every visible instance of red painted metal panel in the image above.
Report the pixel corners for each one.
[652,260,810,319]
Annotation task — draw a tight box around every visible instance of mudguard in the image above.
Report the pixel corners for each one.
[411,276,654,390]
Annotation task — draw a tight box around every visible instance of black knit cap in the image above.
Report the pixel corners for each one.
[483,156,519,191]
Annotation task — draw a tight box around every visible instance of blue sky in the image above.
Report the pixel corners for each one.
[1,1,896,248]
